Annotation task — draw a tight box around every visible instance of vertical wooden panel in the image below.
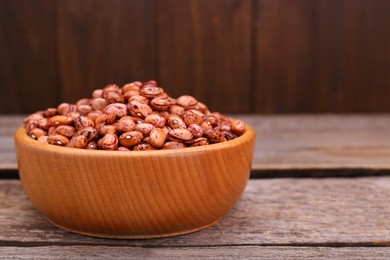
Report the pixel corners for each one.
[57,0,154,103]
[0,0,58,114]
[156,0,253,113]
[254,0,390,113]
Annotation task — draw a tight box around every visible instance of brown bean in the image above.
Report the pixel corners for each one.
[76,98,91,107]
[87,110,103,123]
[145,114,166,128]
[48,134,70,146]
[135,123,155,136]
[128,95,149,104]
[119,131,143,148]
[182,110,203,126]
[67,112,81,120]
[204,129,226,143]
[122,82,140,94]
[50,115,74,126]
[74,127,98,142]
[149,128,167,148]
[102,84,120,97]
[38,118,51,130]
[48,126,57,136]
[133,143,155,151]
[44,108,58,118]
[100,133,119,150]
[127,101,153,119]
[189,137,209,147]
[75,116,95,130]
[103,103,128,118]
[168,128,193,141]
[56,125,76,138]
[105,91,124,104]
[140,85,162,98]
[169,105,185,116]
[97,124,117,136]
[92,89,103,98]
[23,113,44,125]
[86,141,98,150]
[187,124,204,138]
[167,115,187,129]
[150,97,176,111]
[91,98,108,111]
[176,95,197,108]
[231,120,245,135]
[162,141,186,149]
[117,146,130,151]
[223,131,236,141]
[57,103,77,115]
[116,116,136,132]
[95,112,115,125]
[37,135,49,144]
[66,135,88,149]
[28,128,47,140]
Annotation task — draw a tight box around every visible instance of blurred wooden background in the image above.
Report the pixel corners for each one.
[1,0,390,114]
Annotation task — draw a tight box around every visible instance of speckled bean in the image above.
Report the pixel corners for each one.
[168,128,193,141]
[145,114,166,128]
[56,125,76,138]
[149,128,167,148]
[66,135,88,149]
[48,134,70,146]
[100,133,119,150]
[128,101,153,119]
[119,131,143,148]
[50,115,74,126]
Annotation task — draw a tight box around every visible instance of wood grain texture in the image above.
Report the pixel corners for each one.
[0,0,58,114]
[254,0,390,113]
[14,125,255,238]
[0,177,389,246]
[2,246,390,259]
[57,0,155,104]
[156,0,253,113]
[3,115,390,173]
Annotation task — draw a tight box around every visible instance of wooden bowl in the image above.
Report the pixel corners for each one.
[14,123,255,238]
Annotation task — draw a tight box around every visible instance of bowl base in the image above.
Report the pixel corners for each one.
[45,216,224,239]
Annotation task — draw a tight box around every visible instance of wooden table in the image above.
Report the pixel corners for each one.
[1,115,389,259]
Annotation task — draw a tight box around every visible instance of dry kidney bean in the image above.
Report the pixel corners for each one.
[168,129,193,141]
[116,116,136,132]
[24,80,246,150]
[135,123,155,136]
[75,116,95,130]
[66,135,88,149]
[119,131,143,148]
[162,141,186,149]
[182,111,203,126]
[100,133,119,150]
[56,125,76,138]
[145,114,166,128]
[149,128,167,148]
[48,135,70,146]
[29,128,47,140]
[50,115,74,126]
[133,143,155,151]
[167,115,187,129]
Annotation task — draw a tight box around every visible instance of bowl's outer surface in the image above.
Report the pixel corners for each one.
[14,123,255,238]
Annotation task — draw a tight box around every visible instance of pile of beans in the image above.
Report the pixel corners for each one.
[23,81,246,150]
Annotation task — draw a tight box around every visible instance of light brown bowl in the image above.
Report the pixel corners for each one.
[14,123,255,239]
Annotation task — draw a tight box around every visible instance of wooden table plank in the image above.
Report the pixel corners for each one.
[2,246,389,259]
[3,115,390,173]
[1,178,389,246]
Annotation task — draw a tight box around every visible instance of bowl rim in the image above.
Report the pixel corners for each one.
[15,121,255,158]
